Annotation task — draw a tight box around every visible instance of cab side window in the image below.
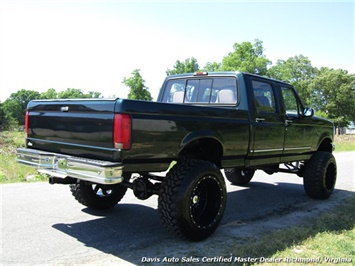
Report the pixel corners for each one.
[281,87,301,115]
[252,79,276,113]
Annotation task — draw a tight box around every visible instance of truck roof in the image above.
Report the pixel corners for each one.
[166,71,292,87]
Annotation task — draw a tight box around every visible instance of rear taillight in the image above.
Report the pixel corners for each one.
[113,114,132,150]
[25,111,29,136]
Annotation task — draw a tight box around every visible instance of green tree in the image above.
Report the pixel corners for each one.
[0,89,41,126]
[166,57,200,76]
[221,39,271,75]
[203,61,222,72]
[0,102,6,129]
[88,91,102,98]
[57,88,96,99]
[40,88,101,99]
[267,55,317,104]
[309,68,355,127]
[40,88,58,99]
[123,69,153,101]
[0,87,102,129]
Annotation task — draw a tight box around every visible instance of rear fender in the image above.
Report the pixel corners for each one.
[179,130,223,150]
[178,130,224,167]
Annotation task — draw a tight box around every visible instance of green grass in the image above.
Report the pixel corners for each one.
[0,131,46,183]
[334,135,355,152]
[226,197,355,265]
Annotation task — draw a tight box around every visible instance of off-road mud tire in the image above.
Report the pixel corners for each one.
[158,159,227,241]
[224,168,255,185]
[70,181,127,210]
[303,151,337,199]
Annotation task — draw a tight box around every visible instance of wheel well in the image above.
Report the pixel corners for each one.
[318,138,333,153]
[178,138,223,168]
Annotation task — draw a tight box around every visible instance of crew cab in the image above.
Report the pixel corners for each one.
[17,72,337,241]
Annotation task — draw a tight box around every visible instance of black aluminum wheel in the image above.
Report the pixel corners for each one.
[158,159,227,241]
[189,175,224,229]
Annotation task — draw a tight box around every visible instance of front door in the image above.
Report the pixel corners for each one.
[281,86,313,160]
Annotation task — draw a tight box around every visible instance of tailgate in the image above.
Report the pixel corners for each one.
[26,99,119,161]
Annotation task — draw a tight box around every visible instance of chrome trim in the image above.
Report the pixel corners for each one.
[250,148,283,153]
[284,147,312,151]
[251,147,312,153]
[26,138,119,152]
[16,148,124,185]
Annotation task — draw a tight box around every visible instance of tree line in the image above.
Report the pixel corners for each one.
[1,39,354,129]
[0,88,103,129]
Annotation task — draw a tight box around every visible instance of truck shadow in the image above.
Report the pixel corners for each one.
[52,181,354,265]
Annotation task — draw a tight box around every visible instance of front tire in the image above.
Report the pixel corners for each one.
[70,181,127,210]
[303,151,337,199]
[224,168,255,185]
[158,160,227,241]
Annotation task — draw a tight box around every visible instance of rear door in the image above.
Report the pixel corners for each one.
[249,77,284,166]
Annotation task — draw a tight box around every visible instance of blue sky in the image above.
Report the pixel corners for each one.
[0,0,353,102]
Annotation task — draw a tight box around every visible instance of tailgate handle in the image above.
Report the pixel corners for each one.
[61,106,69,112]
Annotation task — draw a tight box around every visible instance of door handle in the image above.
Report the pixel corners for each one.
[285,119,293,126]
[256,118,265,122]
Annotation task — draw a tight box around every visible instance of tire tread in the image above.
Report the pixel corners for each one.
[303,151,336,199]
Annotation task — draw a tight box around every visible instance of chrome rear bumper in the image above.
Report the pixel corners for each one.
[16,148,124,184]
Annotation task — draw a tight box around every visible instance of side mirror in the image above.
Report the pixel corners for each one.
[303,107,314,117]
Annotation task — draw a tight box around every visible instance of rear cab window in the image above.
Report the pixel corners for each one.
[161,77,238,105]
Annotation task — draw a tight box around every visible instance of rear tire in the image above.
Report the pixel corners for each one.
[224,168,255,185]
[303,151,337,199]
[70,181,127,210]
[158,160,227,241]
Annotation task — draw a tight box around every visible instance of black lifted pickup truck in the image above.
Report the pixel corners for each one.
[17,71,336,241]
